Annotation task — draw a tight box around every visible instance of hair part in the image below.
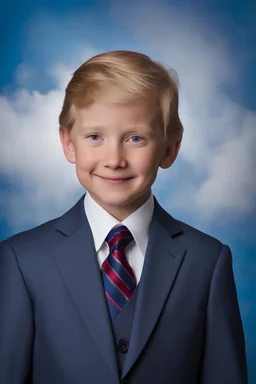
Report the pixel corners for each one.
[59,50,184,141]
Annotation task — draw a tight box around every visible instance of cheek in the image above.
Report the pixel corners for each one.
[75,148,95,169]
[132,148,159,172]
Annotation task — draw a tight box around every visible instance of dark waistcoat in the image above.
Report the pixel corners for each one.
[110,285,139,378]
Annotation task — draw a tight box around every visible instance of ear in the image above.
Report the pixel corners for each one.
[59,128,76,164]
[159,137,182,169]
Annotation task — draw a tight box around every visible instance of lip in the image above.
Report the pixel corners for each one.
[97,176,133,184]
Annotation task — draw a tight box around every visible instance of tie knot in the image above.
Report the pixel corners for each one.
[106,224,133,251]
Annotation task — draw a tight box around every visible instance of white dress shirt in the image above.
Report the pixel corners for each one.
[84,191,154,284]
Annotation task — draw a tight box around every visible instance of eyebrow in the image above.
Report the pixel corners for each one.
[80,125,153,134]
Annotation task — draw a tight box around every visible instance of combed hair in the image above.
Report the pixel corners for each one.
[59,50,183,141]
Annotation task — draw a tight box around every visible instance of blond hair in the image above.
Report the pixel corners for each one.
[59,50,183,141]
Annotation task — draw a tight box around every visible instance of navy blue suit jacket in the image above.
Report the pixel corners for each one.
[0,194,247,383]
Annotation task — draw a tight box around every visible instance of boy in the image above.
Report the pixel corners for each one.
[0,50,247,383]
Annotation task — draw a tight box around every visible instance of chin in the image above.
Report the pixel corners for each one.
[102,195,132,205]
[100,193,138,206]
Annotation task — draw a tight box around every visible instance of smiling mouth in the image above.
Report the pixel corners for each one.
[96,175,133,183]
[98,176,133,181]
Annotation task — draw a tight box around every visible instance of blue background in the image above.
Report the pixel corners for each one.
[1,0,255,381]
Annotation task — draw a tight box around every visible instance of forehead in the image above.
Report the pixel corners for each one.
[71,100,158,129]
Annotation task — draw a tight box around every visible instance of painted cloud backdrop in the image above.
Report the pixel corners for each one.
[1,0,255,381]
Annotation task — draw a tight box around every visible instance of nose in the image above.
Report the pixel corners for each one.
[104,143,127,168]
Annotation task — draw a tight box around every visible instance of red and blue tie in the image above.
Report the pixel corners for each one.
[101,224,137,321]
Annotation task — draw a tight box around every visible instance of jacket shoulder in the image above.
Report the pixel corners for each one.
[155,197,224,252]
[177,219,223,244]
[1,194,86,249]
[1,216,60,249]
[174,217,225,258]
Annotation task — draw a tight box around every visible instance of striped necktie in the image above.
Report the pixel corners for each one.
[101,224,137,321]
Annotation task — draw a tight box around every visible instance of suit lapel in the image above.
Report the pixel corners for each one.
[51,193,185,381]
[122,197,185,379]
[52,194,119,380]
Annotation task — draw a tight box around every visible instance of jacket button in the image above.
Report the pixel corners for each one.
[117,338,129,353]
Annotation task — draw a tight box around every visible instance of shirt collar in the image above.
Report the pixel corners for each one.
[84,191,154,256]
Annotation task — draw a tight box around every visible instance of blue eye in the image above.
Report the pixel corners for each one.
[131,136,142,142]
[88,135,100,141]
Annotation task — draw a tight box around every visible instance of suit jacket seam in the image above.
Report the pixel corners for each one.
[5,240,34,307]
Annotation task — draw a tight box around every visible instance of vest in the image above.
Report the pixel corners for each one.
[110,284,140,378]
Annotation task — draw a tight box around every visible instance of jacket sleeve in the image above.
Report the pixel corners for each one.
[200,245,248,383]
[0,240,34,383]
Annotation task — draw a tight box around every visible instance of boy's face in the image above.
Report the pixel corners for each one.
[60,99,181,221]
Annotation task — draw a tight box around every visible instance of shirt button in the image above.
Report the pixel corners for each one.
[117,338,129,353]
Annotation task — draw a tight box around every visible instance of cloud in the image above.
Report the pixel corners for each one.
[0,44,98,232]
[193,117,256,217]
[0,82,82,230]
[14,63,35,88]
[0,0,255,233]
[111,0,256,221]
